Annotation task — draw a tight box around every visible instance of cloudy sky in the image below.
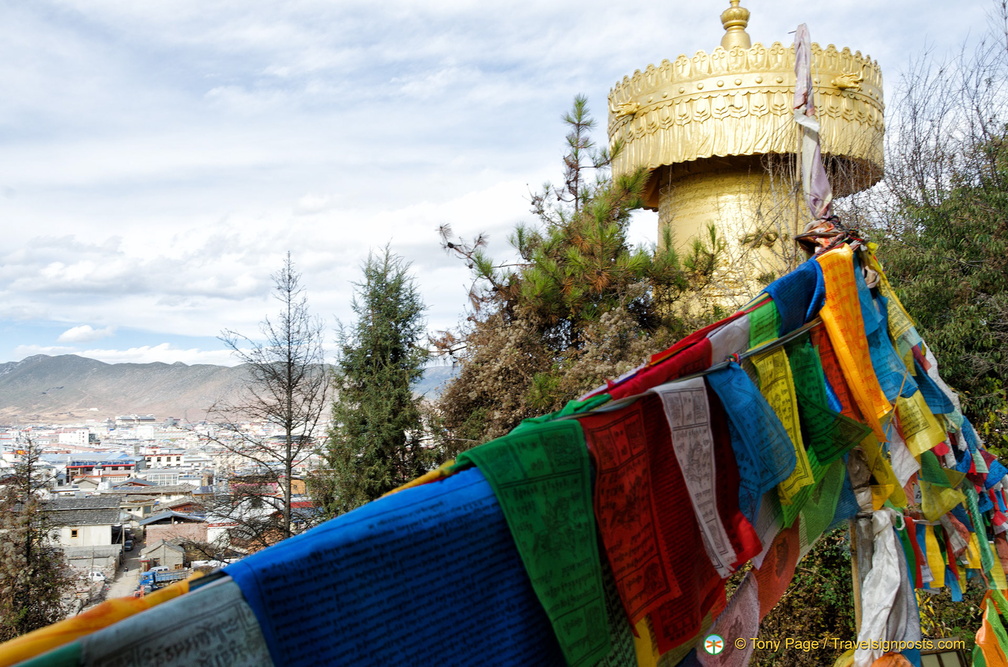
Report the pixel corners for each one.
[0,0,994,366]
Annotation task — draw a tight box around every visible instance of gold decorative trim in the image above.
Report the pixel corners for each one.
[607,42,884,190]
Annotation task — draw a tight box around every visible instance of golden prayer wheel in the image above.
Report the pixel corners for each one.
[607,0,884,305]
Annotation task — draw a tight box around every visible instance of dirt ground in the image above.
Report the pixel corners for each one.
[103,536,143,600]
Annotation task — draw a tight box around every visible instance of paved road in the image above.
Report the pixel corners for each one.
[104,539,143,600]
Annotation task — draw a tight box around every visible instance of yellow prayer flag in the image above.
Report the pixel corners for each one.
[967,534,984,570]
[992,551,1008,590]
[919,480,965,522]
[860,435,907,508]
[895,392,946,457]
[632,619,659,667]
[751,348,815,504]
[867,252,918,343]
[924,524,945,589]
[0,576,196,667]
[871,485,894,511]
[817,246,891,440]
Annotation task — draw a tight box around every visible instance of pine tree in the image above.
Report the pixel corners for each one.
[313,247,431,517]
[0,440,72,641]
[433,97,722,447]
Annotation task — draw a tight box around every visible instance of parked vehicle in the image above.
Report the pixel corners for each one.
[138,569,187,591]
[87,571,106,582]
[124,539,133,552]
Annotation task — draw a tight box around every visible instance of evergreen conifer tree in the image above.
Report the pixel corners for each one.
[313,247,431,517]
[0,440,72,641]
[433,96,722,447]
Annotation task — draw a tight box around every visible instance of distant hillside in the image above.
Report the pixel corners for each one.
[413,364,458,399]
[0,355,458,425]
[0,355,249,424]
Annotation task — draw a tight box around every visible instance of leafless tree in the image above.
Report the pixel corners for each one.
[201,253,329,548]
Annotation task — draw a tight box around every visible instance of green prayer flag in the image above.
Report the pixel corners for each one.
[966,484,996,576]
[16,641,80,667]
[777,447,825,529]
[919,450,953,488]
[789,340,871,465]
[799,458,847,547]
[748,301,781,348]
[986,597,1008,662]
[456,420,611,667]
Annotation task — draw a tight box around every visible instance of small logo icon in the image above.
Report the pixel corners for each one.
[704,634,725,655]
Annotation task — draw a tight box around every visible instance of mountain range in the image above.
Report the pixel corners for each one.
[0,355,456,425]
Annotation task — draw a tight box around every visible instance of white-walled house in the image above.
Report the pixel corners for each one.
[46,496,122,548]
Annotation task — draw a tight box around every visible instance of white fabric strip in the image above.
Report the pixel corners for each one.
[653,376,738,577]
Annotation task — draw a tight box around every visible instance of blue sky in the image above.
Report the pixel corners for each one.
[0,0,994,365]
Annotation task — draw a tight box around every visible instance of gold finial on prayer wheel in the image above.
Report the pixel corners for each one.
[720,0,751,50]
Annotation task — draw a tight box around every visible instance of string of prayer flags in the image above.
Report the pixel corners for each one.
[8,237,1008,667]
[16,580,274,667]
[0,575,199,667]
[455,420,611,667]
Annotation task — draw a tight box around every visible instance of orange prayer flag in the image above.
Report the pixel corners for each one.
[816,246,891,440]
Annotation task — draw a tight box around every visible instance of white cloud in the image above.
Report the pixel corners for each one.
[15,338,239,367]
[294,193,339,215]
[12,344,78,359]
[57,325,115,343]
[74,343,236,366]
